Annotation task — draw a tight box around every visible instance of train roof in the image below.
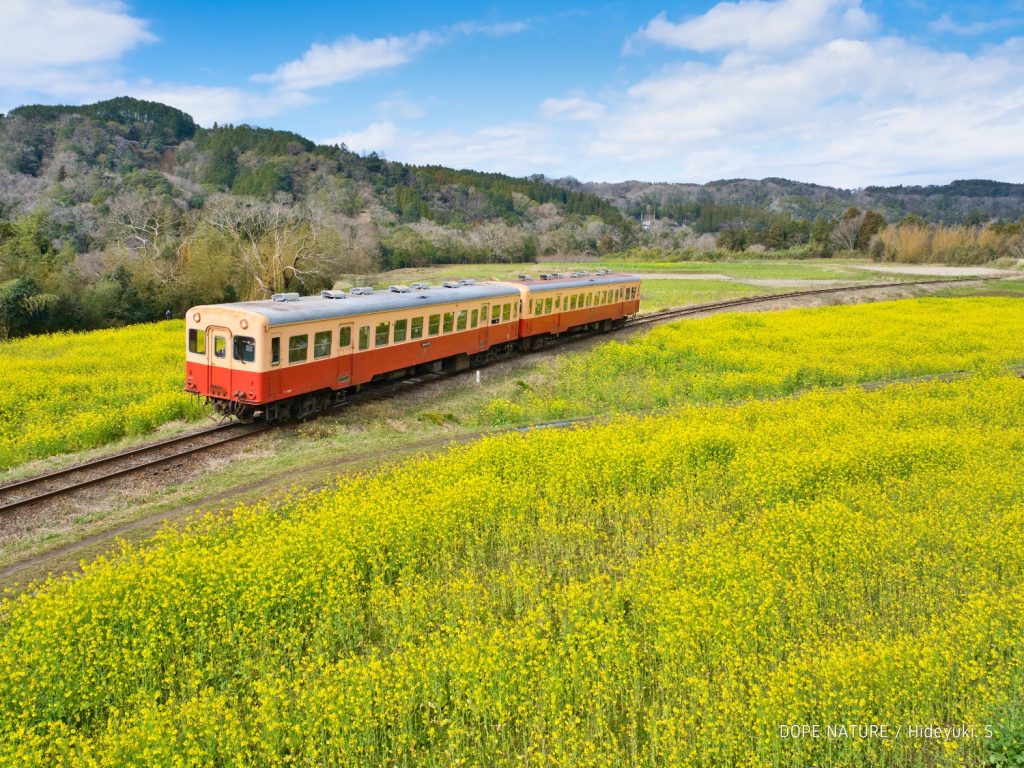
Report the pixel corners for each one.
[215,281,522,327]
[513,272,637,293]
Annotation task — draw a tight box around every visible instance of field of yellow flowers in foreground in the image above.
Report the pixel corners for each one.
[0,321,201,471]
[2,373,1024,766]
[482,296,1024,425]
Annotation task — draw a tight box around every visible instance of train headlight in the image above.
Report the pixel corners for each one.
[240,319,249,329]
[192,312,201,322]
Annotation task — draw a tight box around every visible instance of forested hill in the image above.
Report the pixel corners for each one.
[554,177,1024,226]
[0,97,634,335]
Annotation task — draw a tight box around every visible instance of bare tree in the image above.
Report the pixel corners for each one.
[830,214,863,252]
[200,197,334,299]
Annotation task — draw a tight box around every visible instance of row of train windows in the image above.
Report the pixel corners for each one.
[272,302,519,364]
[532,285,637,316]
[356,302,517,351]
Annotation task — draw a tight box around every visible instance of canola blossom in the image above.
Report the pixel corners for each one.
[1,374,1023,766]
[0,321,202,470]
[480,297,1024,425]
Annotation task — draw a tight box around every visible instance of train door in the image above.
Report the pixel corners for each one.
[478,303,489,349]
[206,326,232,396]
[337,323,353,385]
[267,333,281,397]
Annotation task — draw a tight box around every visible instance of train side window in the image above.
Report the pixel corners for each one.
[429,314,440,336]
[456,310,467,331]
[513,302,518,319]
[188,328,205,354]
[271,337,280,366]
[339,326,352,348]
[375,322,390,347]
[491,305,501,324]
[544,298,553,315]
[554,296,560,309]
[411,317,424,339]
[602,290,609,304]
[233,335,255,363]
[501,303,511,322]
[586,293,592,307]
[570,295,577,310]
[443,312,454,333]
[534,299,543,315]
[470,309,479,328]
[314,331,332,359]
[288,335,308,364]
[358,326,370,350]
[480,304,488,325]
[394,319,408,343]
[214,336,226,358]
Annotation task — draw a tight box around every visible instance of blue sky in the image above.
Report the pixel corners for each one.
[1,0,1023,187]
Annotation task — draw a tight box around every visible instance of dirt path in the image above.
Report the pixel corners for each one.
[0,278,997,588]
[852,265,1019,277]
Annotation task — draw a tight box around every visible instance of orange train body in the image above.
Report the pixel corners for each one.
[184,273,641,420]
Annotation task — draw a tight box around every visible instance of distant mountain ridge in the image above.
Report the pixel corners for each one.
[550,176,1024,225]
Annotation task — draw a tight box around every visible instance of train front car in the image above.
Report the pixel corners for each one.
[185,281,526,421]
[184,301,270,420]
[515,271,641,347]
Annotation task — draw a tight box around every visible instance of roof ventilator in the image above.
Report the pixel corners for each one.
[320,289,348,299]
[350,286,374,295]
[411,282,430,290]
[458,279,475,286]
[271,292,301,302]
[442,280,460,288]
[389,285,411,293]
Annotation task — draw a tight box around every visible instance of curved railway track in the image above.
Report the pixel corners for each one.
[0,276,984,517]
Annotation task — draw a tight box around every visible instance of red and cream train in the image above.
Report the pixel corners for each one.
[184,272,641,420]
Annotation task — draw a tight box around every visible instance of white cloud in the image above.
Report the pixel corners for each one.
[585,33,1024,186]
[322,122,398,153]
[253,20,528,93]
[0,0,154,88]
[0,0,154,69]
[252,32,436,91]
[631,0,875,54]
[928,13,1024,36]
[539,96,606,121]
[129,84,314,126]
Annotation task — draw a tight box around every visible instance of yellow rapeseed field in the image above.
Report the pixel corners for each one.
[1,373,1023,766]
[0,321,201,470]
[480,297,1024,424]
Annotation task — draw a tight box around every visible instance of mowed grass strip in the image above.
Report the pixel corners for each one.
[1,375,1023,766]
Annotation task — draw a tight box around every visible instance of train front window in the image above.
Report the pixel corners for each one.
[428,314,440,336]
[443,312,454,333]
[271,337,280,366]
[214,336,226,358]
[375,322,390,347]
[394,319,408,343]
[188,328,205,354]
[233,336,255,363]
[288,335,308,364]
[411,317,424,339]
[314,331,332,359]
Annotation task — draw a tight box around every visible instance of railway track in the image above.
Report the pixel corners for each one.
[0,422,272,516]
[0,275,983,518]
